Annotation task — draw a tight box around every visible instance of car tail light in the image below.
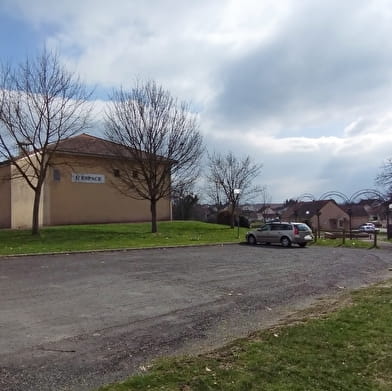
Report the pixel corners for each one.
[294,226,299,235]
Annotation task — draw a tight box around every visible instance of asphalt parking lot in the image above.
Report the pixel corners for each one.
[0,244,391,390]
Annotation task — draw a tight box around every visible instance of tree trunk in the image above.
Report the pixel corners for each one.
[150,200,158,233]
[31,186,42,235]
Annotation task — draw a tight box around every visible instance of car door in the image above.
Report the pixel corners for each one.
[255,224,271,242]
[270,223,285,243]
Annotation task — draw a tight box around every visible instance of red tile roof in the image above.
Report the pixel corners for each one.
[54,133,127,158]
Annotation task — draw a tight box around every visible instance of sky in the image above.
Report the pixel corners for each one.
[1,0,392,202]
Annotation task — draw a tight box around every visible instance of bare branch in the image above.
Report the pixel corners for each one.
[376,158,392,197]
[0,49,92,234]
[206,151,263,228]
[104,80,204,232]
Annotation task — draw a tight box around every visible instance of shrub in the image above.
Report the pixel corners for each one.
[217,210,250,228]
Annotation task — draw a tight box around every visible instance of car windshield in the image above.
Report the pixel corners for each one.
[296,224,310,231]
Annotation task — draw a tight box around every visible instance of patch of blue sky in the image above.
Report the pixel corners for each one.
[0,14,40,63]
[0,11,62,65]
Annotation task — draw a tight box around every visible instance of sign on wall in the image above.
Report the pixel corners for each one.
[72,173,105,184]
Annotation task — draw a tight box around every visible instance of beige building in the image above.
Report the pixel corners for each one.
[281,200,350,232]
[0,134,171,229]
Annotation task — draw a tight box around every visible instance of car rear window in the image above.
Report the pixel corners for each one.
[296,224,310,231]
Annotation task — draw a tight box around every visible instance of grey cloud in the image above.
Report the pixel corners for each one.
[210,0,392,132]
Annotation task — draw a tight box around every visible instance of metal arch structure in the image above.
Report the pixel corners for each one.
[296,193,316,202]
[347,189,392,240]
[349,189,388,205]
[317,191,355,238]
[318,190,350,204]
[296,189,391,240]
[319,189,389,205]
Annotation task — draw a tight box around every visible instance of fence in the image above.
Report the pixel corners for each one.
[319,229,380,248]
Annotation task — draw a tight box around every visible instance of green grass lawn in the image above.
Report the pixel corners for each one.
[1,220,388,256]
[97,282,392,391]
[0,221,249,256]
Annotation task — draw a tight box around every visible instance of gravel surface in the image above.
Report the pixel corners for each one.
[0,244,391,390]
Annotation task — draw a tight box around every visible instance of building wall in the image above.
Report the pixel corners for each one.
[46,154,170,226]
[351,216,368,229]
[1,153,171,229]
[10,159,44,229]
[318,202,349,230]
[0,164,11,228]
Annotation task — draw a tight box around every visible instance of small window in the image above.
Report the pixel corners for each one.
[338,220,344,228]
[113,169,120,177]
[133,170,138,179]
[53,169,61,181]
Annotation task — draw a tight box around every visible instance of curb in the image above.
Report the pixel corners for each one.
[0,241,245,259]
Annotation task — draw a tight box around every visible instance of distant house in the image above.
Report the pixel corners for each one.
[0,133,171,229]
[345,204,369,229]
[359,199,389,227]
[281,200,349,232]
[257,203,284,222]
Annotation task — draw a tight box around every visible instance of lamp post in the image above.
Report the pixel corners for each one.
[347,208,352,240]
[316,210,321,239]
[234,189,241,238]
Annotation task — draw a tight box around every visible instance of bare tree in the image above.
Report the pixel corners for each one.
[259,187,272,222]
[104,80,203,233]
[207,151,263,228]
[376,158,392,196]
[0,49,92,234]
[205,175,225,211]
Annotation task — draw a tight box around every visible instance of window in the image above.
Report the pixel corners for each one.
[53,169,61,181]
[260,225,270,231]
[271,224,290,230]
[113,169,120,177]
[133,170,138,179]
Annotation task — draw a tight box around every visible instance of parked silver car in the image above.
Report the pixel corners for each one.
[246,222,314,247]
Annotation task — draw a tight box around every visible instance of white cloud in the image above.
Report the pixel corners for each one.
[2,0,392,201]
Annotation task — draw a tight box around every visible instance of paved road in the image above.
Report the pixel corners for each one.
[0,245,391,390]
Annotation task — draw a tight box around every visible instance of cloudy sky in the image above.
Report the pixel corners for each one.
[1,0,392,202]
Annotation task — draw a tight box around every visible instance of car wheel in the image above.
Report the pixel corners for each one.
[280,236,291,247]
[299,243,307,248]
[247,235,256,245]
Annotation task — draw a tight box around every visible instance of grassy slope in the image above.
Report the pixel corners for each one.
[0,220,387,255]
[98,282,392,391]
[0,221,248,255]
